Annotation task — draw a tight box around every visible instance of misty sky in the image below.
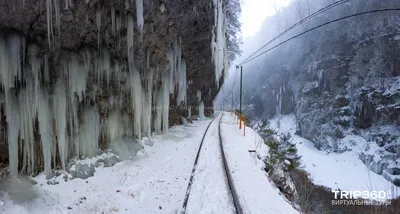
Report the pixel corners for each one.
[240,0,291,38]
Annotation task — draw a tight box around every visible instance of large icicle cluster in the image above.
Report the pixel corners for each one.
[0,28,188,178]
[211,0,229,89]
[153,40,188,133]
[0,0,194,178]
[167,40,187,105]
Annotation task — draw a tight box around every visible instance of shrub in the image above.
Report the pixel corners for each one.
[255,119,301,171]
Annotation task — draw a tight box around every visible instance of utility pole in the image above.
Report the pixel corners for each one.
[239,66,243,129]
[239,66,243,115]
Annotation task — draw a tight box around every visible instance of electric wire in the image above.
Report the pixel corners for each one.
[238,0,351,66]
[240,8,400,66]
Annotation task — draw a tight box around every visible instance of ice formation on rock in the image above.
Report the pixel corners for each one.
[211,0,229,89]
[5,92,19,177]
[53,78,68,171]
[136,0,144,32]
[0,0,189,176]
[199,101,205,118]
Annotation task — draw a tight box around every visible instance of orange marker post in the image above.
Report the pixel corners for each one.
[244,117,246,136]
[239,114,242,129]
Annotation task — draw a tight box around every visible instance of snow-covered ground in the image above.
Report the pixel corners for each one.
[0,112,298,214]
[186,114,233,213]
[1,119,214,214]
[221,113,299,214]
[269,114,400,199]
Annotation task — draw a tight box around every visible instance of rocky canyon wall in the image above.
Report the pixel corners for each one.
[0,0,230,177]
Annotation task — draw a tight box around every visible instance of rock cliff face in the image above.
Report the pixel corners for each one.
[230,0,400,186]
[246,31,400,186]
[0,0,228,177]
[291,34,400,185]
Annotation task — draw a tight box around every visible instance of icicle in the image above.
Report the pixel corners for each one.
[162,69,170,132]
[125,0,130,9]
[160,2,165,12]
[212,0,228,89]
[175,41,181,91]
[155,87,163,134]
[27,45,41,107]
[38,89,54,179]
[128,67,143,139]
[147,69,153,136]
[44,54,50,85]
[126,12,145,139]
[176,58,187,105]
[96,7,102,50]
[45,0,60,49]
[0,34,26,176]
[111,5,116,35]
[46,0,53,49]
[166,46,174,93]
[71,99,80,156]
[55,0,60,38]
[5,91,20,177]
[196,89,201,101]
[146,50,150,69]
[0,34,24,100]
[141,69,153,137]
[19,45,41,174]
[107,110,122,143]
[68,0,74,8]
[79,106,100,157]
[96,49,111,87]
[127,12,135,61]
[199,101,205,118]
[53,78,68,170]
[116,12,122,50]
[136,0,144,32]
[63,55,87,102]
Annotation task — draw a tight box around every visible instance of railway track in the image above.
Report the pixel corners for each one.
[181,112,243,214]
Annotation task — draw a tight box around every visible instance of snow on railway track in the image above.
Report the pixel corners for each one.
[181,113,243,214]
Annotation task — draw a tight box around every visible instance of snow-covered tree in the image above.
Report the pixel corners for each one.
[226,0,242,62]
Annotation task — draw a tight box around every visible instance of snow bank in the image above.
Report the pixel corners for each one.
[269,114,400,198]
[0,119,214,214]
[220,112,299,214]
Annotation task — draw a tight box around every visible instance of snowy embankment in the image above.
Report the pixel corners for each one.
[269,114,400,198]
[1,119,214,214]
[220,112,299,214]
[185,114,233,213]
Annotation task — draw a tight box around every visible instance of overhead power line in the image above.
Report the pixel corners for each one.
[240,8,400,66]
[238,0,350,66]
